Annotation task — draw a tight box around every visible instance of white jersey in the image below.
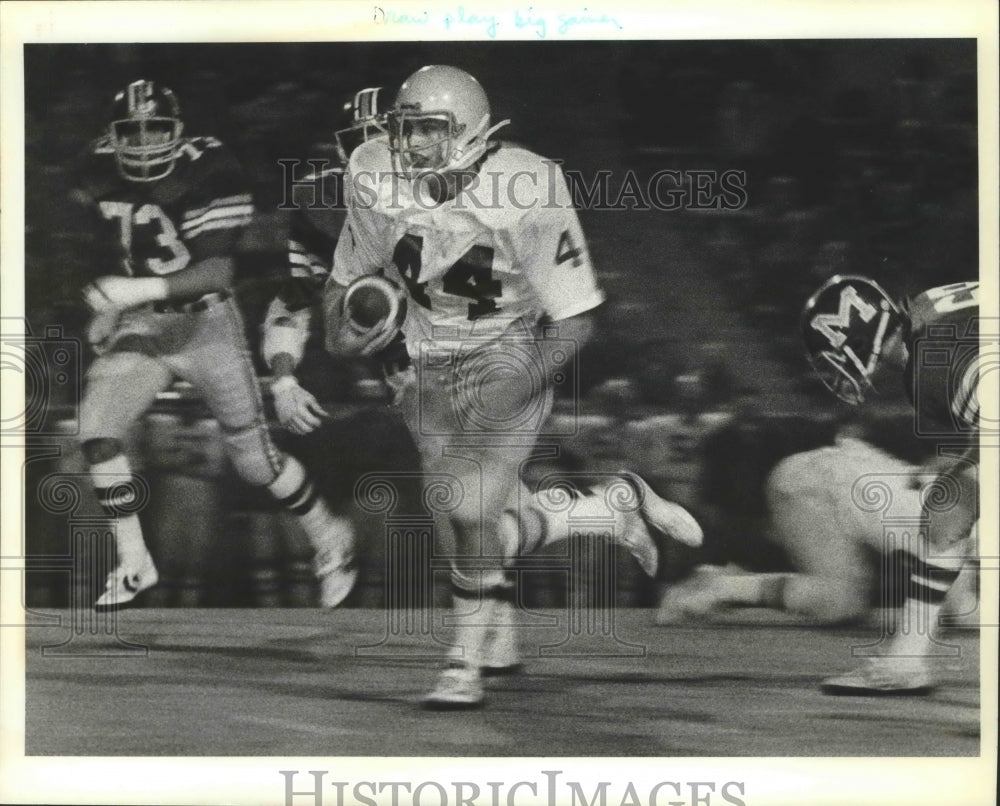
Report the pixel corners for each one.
[332,139,605,354]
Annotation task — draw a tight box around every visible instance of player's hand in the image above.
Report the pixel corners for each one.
[322,282,401,358]
[271,375,327,435]
[86,309,122,355]
[358,318,405,357]
[83,275,168,312]
[82,277,119,313]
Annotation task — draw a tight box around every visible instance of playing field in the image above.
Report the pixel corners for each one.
[24,608,980,757]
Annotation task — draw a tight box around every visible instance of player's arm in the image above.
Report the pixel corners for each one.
[265,205,337,375]
[518,161,605,377]
[322,168,397,357]
[262,294,313,379]
[84,143,253,312]
[322,272,404,358]
[66,177,133,352]
[262,207,335,434]
[541,308,596,382]
[264,293,329,435]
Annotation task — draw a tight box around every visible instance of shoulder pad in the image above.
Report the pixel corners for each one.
[90,134,115,155]
[348,138,393,176]
[71,141,117,199]
[176,136,229,165]
[465,145,567,228]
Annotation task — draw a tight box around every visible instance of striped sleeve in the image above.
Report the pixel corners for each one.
[287,207,335,279]
[181,193,254,240]
[177,142,254,259]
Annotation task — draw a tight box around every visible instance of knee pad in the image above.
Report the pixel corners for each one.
[81,437,125,466]
[222,427,283,486]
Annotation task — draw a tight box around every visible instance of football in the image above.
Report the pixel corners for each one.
[343,275,407,330]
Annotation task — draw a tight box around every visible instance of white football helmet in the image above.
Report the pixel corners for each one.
[387,65,509,176]
[334,86,388,165]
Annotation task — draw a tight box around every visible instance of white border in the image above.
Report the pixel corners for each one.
[1,2,997,805]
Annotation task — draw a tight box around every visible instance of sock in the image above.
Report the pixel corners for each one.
[519,480,638,553]
[90,454,147,569]
[268,456,353,560]
[449,568,508,670]
[719,573,789,607]
[890,557,963,658]
[484,603,520,668]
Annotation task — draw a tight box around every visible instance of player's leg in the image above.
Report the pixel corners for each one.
[421,441,522,709]
[667,445,874,623]
[822,447,978,695]
[180,299,356,606]
[80,351,173,610]
[396,355,535,708]
[506,473,702,579]
[766,447,876,623]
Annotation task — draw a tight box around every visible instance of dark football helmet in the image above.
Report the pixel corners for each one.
[801,274,904,405]
[334,86,388,165]
[108,79,184,182]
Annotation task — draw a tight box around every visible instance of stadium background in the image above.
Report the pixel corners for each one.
[21,40,978,609]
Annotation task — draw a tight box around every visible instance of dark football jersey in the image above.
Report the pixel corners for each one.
[282,166,348,311]
[72,136,254,278]
[902,281,980,432]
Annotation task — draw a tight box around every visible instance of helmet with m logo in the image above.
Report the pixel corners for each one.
[802,274,903,405]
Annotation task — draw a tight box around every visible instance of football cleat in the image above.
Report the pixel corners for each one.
[620,472,703,577]
[315,555,358,609]
[422,664,485,710]
[94,550,159,611]
[820,656,935,696]
[654,565,725,625]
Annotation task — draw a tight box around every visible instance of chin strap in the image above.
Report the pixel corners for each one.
[865,308,892,374]
[448,115,511,172]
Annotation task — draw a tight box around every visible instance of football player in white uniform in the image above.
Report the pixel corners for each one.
[323,66,701,708]
[74,80,356,610]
